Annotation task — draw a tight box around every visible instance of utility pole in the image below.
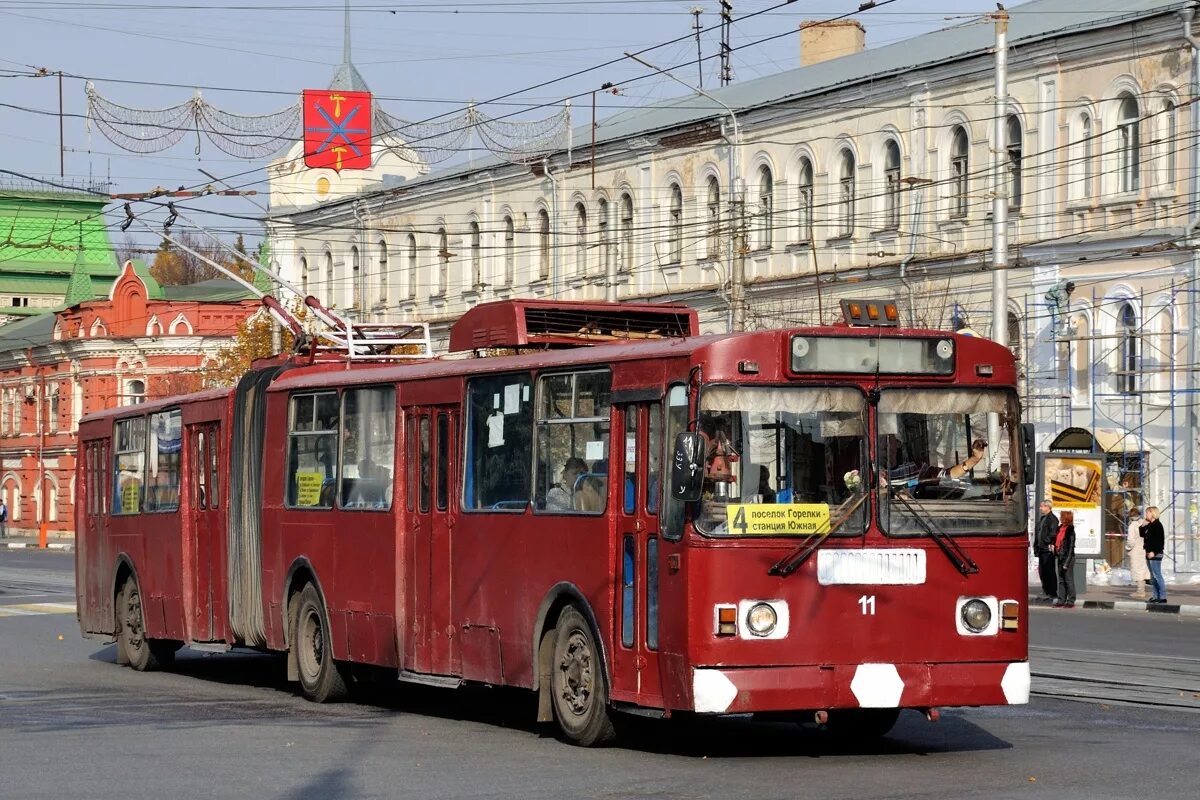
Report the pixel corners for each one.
[58,72,65,178]
[989,7,1009,475]
[692,7,704,88]
[624,51,742,330]
[720,1,733,87]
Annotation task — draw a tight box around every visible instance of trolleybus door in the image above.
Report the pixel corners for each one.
[408,407,460,677]
[611,402,664,705]
[185,422,222,642]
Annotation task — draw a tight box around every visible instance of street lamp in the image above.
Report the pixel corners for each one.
[622,52,744,331]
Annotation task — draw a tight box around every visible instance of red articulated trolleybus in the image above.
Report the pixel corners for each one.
[76,296,1032,746]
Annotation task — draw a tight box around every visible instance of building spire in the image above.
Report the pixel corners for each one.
[328,0,370,93]
[63,224,98,308]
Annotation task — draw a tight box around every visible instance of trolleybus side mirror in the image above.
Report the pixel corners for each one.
[1020,422,1035,486]
[670,432,705,503]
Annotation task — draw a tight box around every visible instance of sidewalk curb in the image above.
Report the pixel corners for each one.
[3,541,74,552]
[1029,594,1200,616]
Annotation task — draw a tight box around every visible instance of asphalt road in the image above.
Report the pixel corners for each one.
[2,550,1199,800]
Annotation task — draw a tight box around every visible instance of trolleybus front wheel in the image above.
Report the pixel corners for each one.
[116,579,177,671]
[293,584,350,703]
[550,606,615,747]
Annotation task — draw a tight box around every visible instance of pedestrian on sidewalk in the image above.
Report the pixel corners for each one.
[0,498,7,539]
[1035,500,1059,600]
[1052,510,1076,608]
[1126,508,1150,600]
[1140,506,1168,604]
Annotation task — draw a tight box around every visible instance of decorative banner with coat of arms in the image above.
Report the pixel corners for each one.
[303,89,372,171]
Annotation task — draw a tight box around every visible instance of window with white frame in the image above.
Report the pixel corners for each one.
[1160,98,1176,188]
[574,202,588,276]
[950,126,969,218]
[538,209,551,280]
[1070,112,1094,203]
[706,175,721,259]
[797,157,814,242]
[1006,115,1023,210]
[1152,305,1175,395]
[469,221,482,288]
[126,379,146,406]
[756,164,773,250]
[299,254,309,295]
[1118,93,1141,193]
[406,234,418,299]
[619,193,634,273]
[883,140,901,229]
[436,228,449,296]
[350,245,360,309]
[324,251,334,303]
[837,149,855,237]
[597,198,611,276]
[1070,311,1092,406]
[668,183,683,264]
[503,216,515,286]
[48,385,59,433]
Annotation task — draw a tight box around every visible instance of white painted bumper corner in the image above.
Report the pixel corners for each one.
[692,668,738,713]
[1001,662,1031,705]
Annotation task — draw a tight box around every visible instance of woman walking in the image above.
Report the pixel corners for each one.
[1140,506,1168,604]
[1052,510,1076,608]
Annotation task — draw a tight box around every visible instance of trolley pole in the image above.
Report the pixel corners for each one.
[989,8,1010,474]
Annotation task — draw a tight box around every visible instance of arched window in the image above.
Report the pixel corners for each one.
[597,198,611,275]
[668,184,683,264]
[436,227,449,296]
[324,250,334,304]
[1152,305,1175,395]
[538,208,551,280]
[469,221,482,288]
[838,150,855,237]
[1118,302,1138,394]
[951,126,969,218]
[126,379,145,406]
[1007,311,1022,366]
[756,165,773,249]
[406,234,417,299]
[574,202,588,276]
[503,216,515,286]
[299,254,309,295]
[706,175,721,259]
[1006,115,1022,209]
[377,239,388,306]
[619,193,634,272]
[350,245,360,310]
[1071,112,1093,202]
[797,157,814,242]
[47,385,60,433]
[883,140,901,229]
[1070,311,1092,406]
[1118,93,1140,193]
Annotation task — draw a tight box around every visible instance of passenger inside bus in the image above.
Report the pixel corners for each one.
[343,456,392,508]
[546,457,588,511]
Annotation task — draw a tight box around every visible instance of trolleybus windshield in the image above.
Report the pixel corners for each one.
[877,388,1024,536]
[694,386,867,537]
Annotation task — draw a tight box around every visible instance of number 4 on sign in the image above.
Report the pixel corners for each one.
[732,506,748,534]
[858,595,876,615]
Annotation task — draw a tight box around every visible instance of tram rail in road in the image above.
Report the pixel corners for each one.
[1030,644,1200,712]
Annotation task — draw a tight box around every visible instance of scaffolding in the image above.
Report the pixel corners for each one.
[1021,283,1200,574]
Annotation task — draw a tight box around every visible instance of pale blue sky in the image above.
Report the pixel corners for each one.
[0,0,1010,247]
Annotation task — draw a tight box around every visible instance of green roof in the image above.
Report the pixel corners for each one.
[0,191,119,284]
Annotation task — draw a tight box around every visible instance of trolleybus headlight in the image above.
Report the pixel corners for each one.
[746,602,778,636]
[936,339,954,360]
[791,337,810,358]
[961,599,992,632]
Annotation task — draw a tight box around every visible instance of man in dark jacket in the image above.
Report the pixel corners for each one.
[1035,500,1059,600]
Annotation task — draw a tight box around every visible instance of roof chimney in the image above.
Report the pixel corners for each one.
[799,19,865,67]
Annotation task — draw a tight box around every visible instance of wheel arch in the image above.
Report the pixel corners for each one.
[282,556,329,681]
[531,582,609,722]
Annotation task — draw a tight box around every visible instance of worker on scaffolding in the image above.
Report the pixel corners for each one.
[1044,280,1076,339]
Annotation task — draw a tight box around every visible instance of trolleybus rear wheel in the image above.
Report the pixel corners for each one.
[823,708,901,739]
[293,584,349,703]
[550,606,615,747]
[117,579,175,671]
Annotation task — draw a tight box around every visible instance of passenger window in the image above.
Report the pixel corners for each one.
[622,408,638,515]
[209,431,219,508]
[286,392,339,509]
[405,416,415,512]
[196,431,207,509]
[339,387,395,511]
[534,370,611,514]
[145,410,182,513]
[647,401,662,514]
[660,386,688,539]
[112,417,146,515]
[463,374,533,511]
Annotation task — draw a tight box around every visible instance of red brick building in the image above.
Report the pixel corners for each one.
[0,257,259,538]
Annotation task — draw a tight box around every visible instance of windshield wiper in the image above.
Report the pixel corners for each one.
[890,490,980,576]
[769,492,869,577]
